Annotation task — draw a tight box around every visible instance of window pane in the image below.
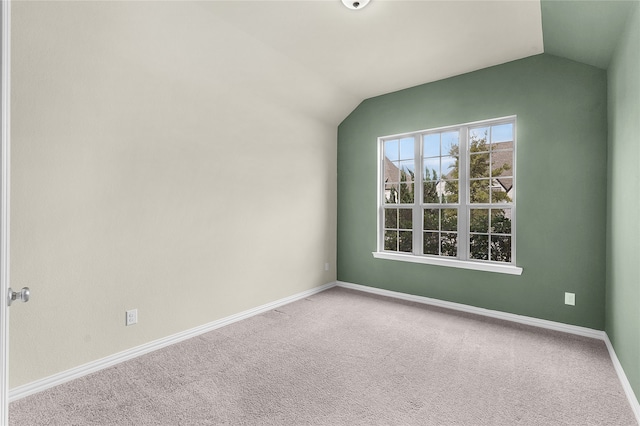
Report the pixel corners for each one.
[469,152,490,178]
[399,209,413,230]
[424,232,439,255]
[424,157,440,181]
[470,179,490,203]
[441,156,457,179]
[423,181,439,203]
[490,209,512,234]
[491,235,511,262]
[384,208,397,229]
[424,209,438,231]
[384,183,398,204]
[384,140,399,161]
[491,123,513,143]
[469,234,489,260]
[470,209,489,233]
[399,231,412,253]
[400,138,414,160]
[491,179,512,203]
[441,131,459,156]
[384,230,397,251]
[441,233,457,257]
[384,159,400,183]
[423,134,440,158]
[442,180,458,204]
[470,127,489,151]
[399,160,415,181]
[441,209,457,231]
[398,183,414,204]
[490,149,512,177]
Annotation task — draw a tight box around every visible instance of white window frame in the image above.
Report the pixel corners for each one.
[373,116,523,276]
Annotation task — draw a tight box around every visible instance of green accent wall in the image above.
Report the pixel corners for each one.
[606,2,640,402]
[337,54,608,329]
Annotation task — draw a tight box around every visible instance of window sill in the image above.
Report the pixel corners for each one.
[372,252,523,275]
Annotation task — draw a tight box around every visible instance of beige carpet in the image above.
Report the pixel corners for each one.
[9,287,638,425]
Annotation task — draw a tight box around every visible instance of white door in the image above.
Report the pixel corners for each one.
[1,1,10,423]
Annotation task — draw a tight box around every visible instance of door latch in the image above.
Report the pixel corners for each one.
[7,287,29,306]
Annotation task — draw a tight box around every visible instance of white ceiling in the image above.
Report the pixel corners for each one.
[22,1,633,128]
[201,0,544,124]
[212,1,543,97]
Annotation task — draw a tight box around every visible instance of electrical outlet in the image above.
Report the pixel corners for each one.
[324,262,329,271]
[126,309,138,326]
[564,292,575,306]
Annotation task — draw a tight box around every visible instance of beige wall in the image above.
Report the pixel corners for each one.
[9,2,350,388]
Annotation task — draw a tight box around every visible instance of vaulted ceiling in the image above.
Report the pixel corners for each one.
[92,0,632,127]
[208,0,544,123]
[195,0,634,125]
[541,0,637,69]
[212,1,544,103]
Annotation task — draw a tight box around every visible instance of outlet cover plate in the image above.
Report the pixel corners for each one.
[564,292,575,306]
[126,309,138,326]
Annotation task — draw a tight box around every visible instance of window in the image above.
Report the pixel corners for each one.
[375,116,522,275]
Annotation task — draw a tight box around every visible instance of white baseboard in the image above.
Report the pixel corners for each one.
[9,281,336,402]
[336,280,640,425]
[603,334,640,423]
[336,281,604,339]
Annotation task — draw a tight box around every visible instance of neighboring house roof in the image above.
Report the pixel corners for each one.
[491,142,513,192]
[384,156,400,183]
[384,156,416,183]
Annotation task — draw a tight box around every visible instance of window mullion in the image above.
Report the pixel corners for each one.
[378,137,385,252]
[458,126,469,260]
[413,134,422,255]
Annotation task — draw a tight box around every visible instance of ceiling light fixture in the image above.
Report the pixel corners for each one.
[342,0,370,10]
